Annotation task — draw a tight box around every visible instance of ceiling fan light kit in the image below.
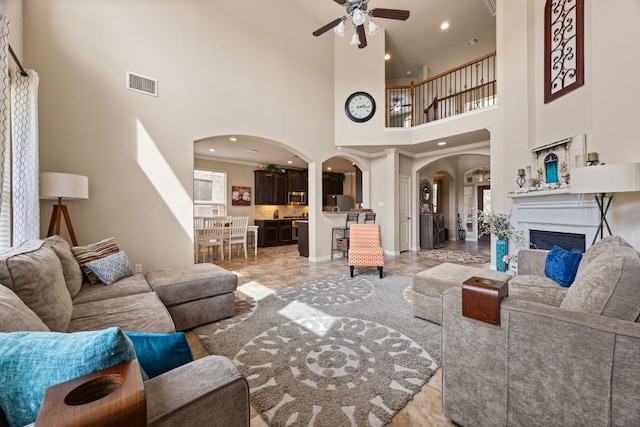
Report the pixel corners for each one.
[313,0,410,49]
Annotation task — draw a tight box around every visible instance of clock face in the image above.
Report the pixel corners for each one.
[345,92,376,123]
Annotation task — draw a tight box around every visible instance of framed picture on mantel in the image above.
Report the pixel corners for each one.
[544,0,584,103]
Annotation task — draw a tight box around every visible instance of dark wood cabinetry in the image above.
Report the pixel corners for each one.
[322,179,343,205]
[255,171,287,205]
[298,221,309,257]
[286,169,307,192]
[255,219,293,247]
[420,213,446,249]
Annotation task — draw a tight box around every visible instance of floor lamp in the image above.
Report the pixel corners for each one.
[39,172,89,246]
[570,163,640,245]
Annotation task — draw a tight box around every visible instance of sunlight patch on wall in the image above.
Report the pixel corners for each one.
[136,119,191,236]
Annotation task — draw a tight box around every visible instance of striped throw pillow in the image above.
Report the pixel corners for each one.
[71,237,121,284]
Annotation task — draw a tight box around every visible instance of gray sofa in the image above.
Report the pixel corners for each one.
[0,236,249,426]
[441,236,640,426]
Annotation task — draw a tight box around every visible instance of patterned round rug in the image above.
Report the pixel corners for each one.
[417,249,490,264]
[194,273,441,427]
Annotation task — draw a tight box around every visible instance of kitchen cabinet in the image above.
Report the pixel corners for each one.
[322,179,343,204]
[286,169,307,192]
[420,213,446,249]
[298,221,309,257]
[255,171,286,205]
[255,219,293,247]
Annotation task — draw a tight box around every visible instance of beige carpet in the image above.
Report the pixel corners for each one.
[417,249,490,264]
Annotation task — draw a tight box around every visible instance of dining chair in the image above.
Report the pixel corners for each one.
[225,216,249,259]
[197,217,226,262]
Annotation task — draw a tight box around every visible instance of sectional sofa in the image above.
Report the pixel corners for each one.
[0,236,249,426]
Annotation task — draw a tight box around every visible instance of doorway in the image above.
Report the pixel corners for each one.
[399,175,410,252]
[477,185,491,242]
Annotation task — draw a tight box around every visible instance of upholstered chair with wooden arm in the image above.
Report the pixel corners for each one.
[348,224,384,279]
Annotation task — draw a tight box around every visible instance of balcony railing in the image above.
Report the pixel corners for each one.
[386,51,497,128]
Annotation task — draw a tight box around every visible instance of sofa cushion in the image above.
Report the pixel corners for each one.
[145,264,237,307]
[0,285,49,332]
[0,240,73,332]
[561,241,640,321]
[507,275,568,306]
[0,327,136,427]
[576,235,633,277]
[86,250,134,285]
[43,235,83,298]
[124,331,193,379]
[69,292,175,333]
[71,237,121,284]
[544,245,583,287]
[72,273,152,305]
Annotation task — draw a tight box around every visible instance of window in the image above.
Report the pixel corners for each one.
[194,169,226,217]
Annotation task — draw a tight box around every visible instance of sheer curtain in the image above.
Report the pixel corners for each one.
[0,14,10,249]
[0,12,40,249]
[11,68,39,245]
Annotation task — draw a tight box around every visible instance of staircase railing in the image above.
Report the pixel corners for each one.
[386,51,497,128]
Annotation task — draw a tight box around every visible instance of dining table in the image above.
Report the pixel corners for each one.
[194,223,259,262]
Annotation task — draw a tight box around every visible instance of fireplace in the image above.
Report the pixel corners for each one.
[530,230,585,253]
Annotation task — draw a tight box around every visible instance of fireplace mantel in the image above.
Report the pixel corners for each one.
[510,190,599,248]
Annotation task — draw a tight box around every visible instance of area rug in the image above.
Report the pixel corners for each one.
[263,246,299,254]
[417,249,490,264]
[194,273,441,427]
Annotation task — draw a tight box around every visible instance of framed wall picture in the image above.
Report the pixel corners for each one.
[544,0,584,103]
[231,186,251,206]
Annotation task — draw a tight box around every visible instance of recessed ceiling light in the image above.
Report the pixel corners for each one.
[208,148,216,152]
[287,160,293,164]
[229,137,237,142]
[327,167,332,171]
[247,149,258,154]
[384,53,391,61]
[440,22,449,30]
[438,141,447,146]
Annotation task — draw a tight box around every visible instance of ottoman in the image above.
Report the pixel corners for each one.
[411,262,511,324]
[145,264,237,331]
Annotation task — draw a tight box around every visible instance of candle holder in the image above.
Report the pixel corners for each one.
[516,169,526,188]
[587,152,599,166]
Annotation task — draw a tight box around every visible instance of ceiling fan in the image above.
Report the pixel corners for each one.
[312,0,410,49]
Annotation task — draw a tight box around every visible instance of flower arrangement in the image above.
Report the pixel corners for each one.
[476,210,526,248]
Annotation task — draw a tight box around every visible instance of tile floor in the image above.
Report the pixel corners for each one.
[185,239,490,426]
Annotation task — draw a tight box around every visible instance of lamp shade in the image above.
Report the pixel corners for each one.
[570,163,640,194]
[39,172,89,200]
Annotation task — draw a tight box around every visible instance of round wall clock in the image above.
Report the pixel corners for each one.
[345,91,376,123]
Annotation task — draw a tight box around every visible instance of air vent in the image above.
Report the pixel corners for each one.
[483,0,497,16]
[126,71,158,97]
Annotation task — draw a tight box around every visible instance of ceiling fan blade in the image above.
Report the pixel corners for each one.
[371,8,410,20]
[357,24,367,49]
[333,0,347,5]
[313,17,343,36]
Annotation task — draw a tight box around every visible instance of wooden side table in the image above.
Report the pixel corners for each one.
[461,276,509,325]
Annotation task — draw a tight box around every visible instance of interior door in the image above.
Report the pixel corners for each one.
[399,176,410,252]
[477,185,491,242]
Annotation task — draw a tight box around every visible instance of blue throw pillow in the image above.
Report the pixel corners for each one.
[124,331,194,379]
[0,327,136,427]
[85,250,134,285]
[545,245,583,287]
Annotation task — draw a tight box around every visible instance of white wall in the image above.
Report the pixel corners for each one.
[26,0,335,270]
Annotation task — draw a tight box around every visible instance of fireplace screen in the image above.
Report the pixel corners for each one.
[530,230,585,253]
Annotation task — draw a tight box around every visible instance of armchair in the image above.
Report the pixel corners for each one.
[348,224,384,278]
[441,236,640,425]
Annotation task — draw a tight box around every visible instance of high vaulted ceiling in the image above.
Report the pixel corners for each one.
[195,0,496,172]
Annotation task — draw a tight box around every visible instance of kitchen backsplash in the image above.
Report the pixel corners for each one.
[254,205,309,220]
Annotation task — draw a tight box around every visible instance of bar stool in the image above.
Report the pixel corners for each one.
[363,212,376,223]
[331,212,360,259]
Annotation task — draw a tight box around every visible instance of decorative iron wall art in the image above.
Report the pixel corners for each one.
[544,0,584,103]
